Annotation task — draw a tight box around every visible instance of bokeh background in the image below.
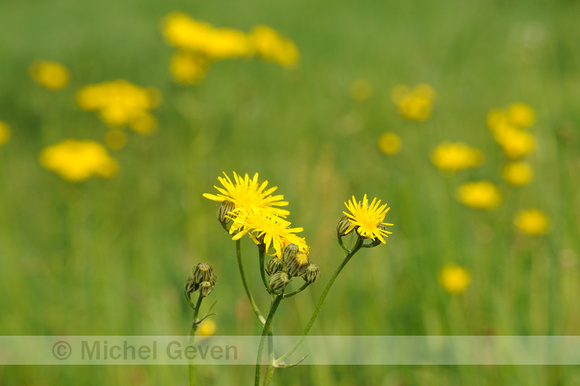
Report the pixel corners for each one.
[1,0,580,384]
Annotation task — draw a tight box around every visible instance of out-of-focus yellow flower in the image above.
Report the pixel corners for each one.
[350,79,373,101]
[39,139,118,182]
[105,129,128,150]
[502,161,533,186]
[0,121,10,145]
[430,142,484,172]
[250,25,299,67]
[162,12,255,60]
[170,51,210,84]
[514,209,549,236]
[197,319,217,337]
[487,109,509,131]
[492,125,535,158]
[391,84,436,121]
[77,80,160,134]
[439,264,471,295]
[507,103,535,129]
[456,181,502,210]
[377,132,402,155]
[29,60,69,90]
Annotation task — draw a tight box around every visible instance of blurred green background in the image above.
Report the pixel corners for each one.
[1,0,580,384]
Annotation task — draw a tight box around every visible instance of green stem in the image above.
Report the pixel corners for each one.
[283,282,311,298]
[255,293,284,386]
[258,246,271,292]
[236,240,266,325]
[275,237,363,364]
[189,294,204,386]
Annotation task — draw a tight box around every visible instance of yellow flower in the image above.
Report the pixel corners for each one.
[343,194,393,244]
[170,51,210,84]
[502,161,533,186]
[514,209,549,236]
[492,125,535,158]
[430,142,484,172]
[377,132,402,155]
[487,109,509,131]
[350,79,373,101]
[203,172,290,222]
[507,103,535,129]
[391,84,436,121]
[439,264,471,295]
[250,25,299,67]
[0,121,11,145]
[29,60,69,90]
[456,181,502,210]
[197,319,217,337]
[39,139,118,182]
[77,80,160,133]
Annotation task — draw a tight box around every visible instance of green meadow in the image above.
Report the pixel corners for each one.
[1,0,580,384]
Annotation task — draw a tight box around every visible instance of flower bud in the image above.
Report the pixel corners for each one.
[217,200,236,226]
[282,243,299,263]
[199,281,214,297]
[269,271,290,293]
[185,275,198,295]
[302,263,320,284]
[336,214,353,237]
[266,258,285,276]
[193,262,214,284]
[287,250,309,277]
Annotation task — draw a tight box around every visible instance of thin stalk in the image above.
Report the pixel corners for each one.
[283,282,311,298]
[189,294,204,386]
[255,293,284,386]
[275,237,363,364]
[236,240,266,325]
[258,246,271,292]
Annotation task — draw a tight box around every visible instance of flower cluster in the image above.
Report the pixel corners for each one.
[0,121,10,146]
[430,142,484,172]
[162,13,299,84]
[77,80,161,135]
[203,172,308,258]
[488,103,536,160]
[39,139,118,182]
[29,60,70,90]
[391,84,436,121]
[185,262,218,298]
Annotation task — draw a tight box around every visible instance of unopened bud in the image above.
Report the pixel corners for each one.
[282,244,299,263]
[199,281,214,297]
[269,271,290,293]
[193,262,214,284]
[185,276,197,295]
[336,214,353,237]
[302,263,320,284]
[287,250,309,277]
[217,200,236,226]
[266,258,285,276]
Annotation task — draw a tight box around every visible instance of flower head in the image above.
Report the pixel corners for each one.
[378,132,402,155]
[391,84,436,121]
[39,139,118,182]
[456,181,502,210]
[431,142,484,172]
[439,264,471,295]
[514,209,549,236]
[502,161,533,186]
[250,25,299,67]
[343,194,393,243]
[29,60,69,90]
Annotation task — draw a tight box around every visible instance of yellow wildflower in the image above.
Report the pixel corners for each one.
[391,83,436,121]
[170,51,210,84]
[343,194,393,244]
[197,319,217,337]
[29,60,69,90]
[502,161,533,186]
[377,132,402,155]
[430,142,484,172]
[39,139,118,182]
[250,25,299,67]
[456,181,502,210]
[439,264,471,295]
[514,209,549,236]
[493,125,535,158]
[350,79,373,101]
[487,109,509,131]
[0,121,10,145]
[507,103,535,129]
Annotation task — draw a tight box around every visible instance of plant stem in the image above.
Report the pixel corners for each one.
[255,293,284,386]
[283,282,311,298]
[275,237,362,364]
[258,246,271,292]
[236,240,266,325]
[188,293,203,386]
